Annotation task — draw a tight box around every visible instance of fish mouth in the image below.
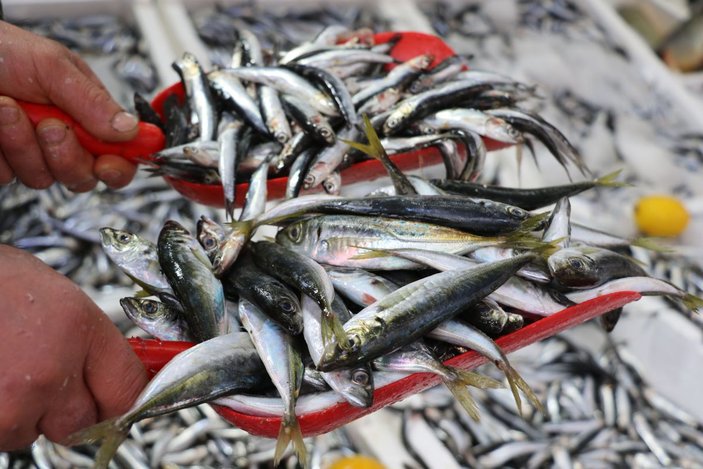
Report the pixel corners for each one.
[340,388,374,408]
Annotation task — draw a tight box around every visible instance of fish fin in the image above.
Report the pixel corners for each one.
[682,294,703,314]
[343,114,416,195]
[520,211,550,232]
[349,247,392,260]
[442,367,504,421]
[321,307,350,352]
[133,289,152,299]
[631,237,673,253]
[501,230,550,253]
[275,416,308,468]
[497,361,545,417]
[594,169,631,188]
[65,417,129,469]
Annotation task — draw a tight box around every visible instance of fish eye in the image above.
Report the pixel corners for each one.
[117,232,132,244]
[203,236,217,250]
[280,299,295,313]
[351,369,370,386]
[348,334,361,351]
[387,117,398,128]
[568,258,587,272]
[287,223,303,243]
[320,128,331,137]
[143,301,157,315]
[507,206,524,217]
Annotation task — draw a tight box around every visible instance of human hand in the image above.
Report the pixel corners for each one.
[0,245,148,450]
[0,20,139,191]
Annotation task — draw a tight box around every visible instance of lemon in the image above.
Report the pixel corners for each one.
[634,195,689,237]
[328,455,386,469]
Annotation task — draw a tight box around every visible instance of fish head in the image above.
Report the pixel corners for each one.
[486,117,523,144]
[316,123,336,145]
[338,366,374,407]
[212,222,251,277]
[99,227,140,254]
[120,297,175,326]
[317,323,368,371]
[275,219,320,254]
[548,247,598,287]
[196,216,224,256]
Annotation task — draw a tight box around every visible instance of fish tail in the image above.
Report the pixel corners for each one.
[497,361,544,417]
[682,293,703,313]
[321,307,350,352]
[64,417,129,469]
[442,367,504,421]
[594,169,630,188]
[520,211,550,232]
[502,230,549,252]
[275,415,308,467]
[631,237,672,253]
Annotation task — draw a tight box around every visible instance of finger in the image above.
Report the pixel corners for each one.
[0,149,15,185]
[94,154,138,189]
[38,384,98,444]
[36,118,98,192]
[40,55,139,143]
[0,97,53,189]
[84,314,148,420]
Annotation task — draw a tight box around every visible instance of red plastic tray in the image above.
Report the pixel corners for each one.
[129,290,640,438]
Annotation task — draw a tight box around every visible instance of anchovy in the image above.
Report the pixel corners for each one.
[208,70,269,136]
[303,127,358,190]
[284,63,357,126]
[352,53,434,107]
[417,108,523,144]
[296,49,394,69]
[260,85,292,144]
[157,220,228,342]
[225,66,339,116]
[382,80,494,135]
[486,108,589,177]
[280,94,336,145]
[172,52,217,141]
[239,156,269,222]
[218,121,244,221]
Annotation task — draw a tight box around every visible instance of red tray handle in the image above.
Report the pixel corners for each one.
[17,100,165,164]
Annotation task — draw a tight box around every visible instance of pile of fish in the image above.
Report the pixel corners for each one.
[66,109,702,468]
[138,21,590,222]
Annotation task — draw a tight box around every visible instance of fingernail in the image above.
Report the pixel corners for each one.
[0,106,19,125]
[39,125,67,145]
[67,177,97,192]
[97,169,122,184]
[111,111,139,133]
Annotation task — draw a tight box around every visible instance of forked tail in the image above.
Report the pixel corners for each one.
[64,417,130,469]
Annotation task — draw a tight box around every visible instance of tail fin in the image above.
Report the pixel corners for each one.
[631,236,672,253]
[501,230,549,252]
[275,415,308,468]
[343,114,416,195]
[443,367,503,421]
[520,211,550,232]
[65,417,129,469]
[321,307,351,352]
[594,169,630,188]
[682,293,703,314]
[496,362,544,417]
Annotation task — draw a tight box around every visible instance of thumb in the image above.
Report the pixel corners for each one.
[84,312,148,419]
[44,58,139,143]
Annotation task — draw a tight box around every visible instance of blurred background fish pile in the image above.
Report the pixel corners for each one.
[3,0,703,468]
